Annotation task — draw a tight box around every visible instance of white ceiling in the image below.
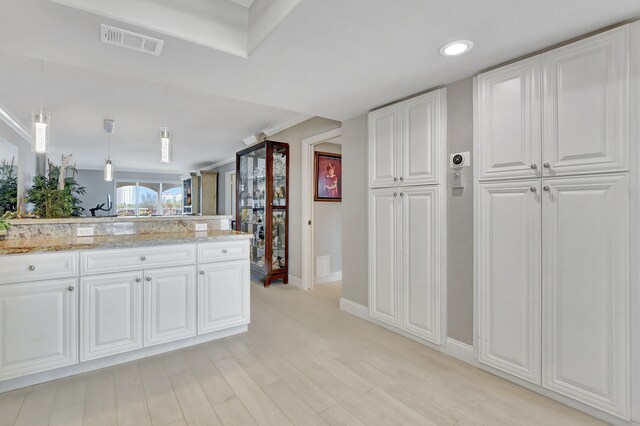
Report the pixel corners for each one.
[0,0,639,172]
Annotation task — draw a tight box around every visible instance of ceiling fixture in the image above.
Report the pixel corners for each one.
[160,85,172,164]
[104,119,114,181]
[32,60,50,153]
[439,40,473,57]
[100,24,164,56]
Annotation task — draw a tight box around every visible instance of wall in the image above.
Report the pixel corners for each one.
[76,169,183,216]
[208,161,236,215]
[313,142,342,276]
[269,117,342,280]
[339,77,475,345]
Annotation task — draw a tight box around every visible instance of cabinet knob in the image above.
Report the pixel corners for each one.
[400,192,404,197]
[393,177,398,182]
[146,276,152,282]
[529,186,536,192]
[28,265,35,271]
[393,192,398,197]
[68,286,75,292]
[140,256,147,261]
[530,164,537,170]
[543,186,550,192]
[200,270,205,275]
[543,163,551,169]
[222,249,228,254]
[399,176,404,181]
[135,278,142,283]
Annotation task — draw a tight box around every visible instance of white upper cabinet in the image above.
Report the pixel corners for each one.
[477,57,541,180]
[542,174,629,418]
[477,180,541,384]
[369,89,445,188]
[368,106,400,188]
[542,27,629,177]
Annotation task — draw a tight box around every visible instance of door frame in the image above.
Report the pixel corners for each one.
[224,170,236,216]
[301,127,342,291]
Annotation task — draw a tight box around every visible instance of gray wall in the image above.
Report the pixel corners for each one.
[340,77,475,345]
[208,161,236,215]
[314,142,342,275]
[269,117,342,279]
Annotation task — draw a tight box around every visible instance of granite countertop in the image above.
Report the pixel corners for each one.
[7,215,232,225]
[0,230,251,255]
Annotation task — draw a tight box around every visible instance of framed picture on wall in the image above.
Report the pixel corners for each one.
[314,151,342,202]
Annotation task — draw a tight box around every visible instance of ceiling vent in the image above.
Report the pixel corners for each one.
[100,24,164,56]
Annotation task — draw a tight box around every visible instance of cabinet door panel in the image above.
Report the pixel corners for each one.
[0,279,77,380]
[542,174,629,418]
[368,106,399,188]
[144,266,196,347]
[81,272,143,361]
[198,260,250,334]
[369,188,399,326]
[400,186,442,343]
[542,27,628,176]
[477,180,541,384]
[401,91,442,186]
[477,57,541,180]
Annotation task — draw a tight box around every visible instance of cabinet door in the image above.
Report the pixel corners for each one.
[542,174,629,418]
[400,186,442,343]
[369,187,400,326]
[542,27,628,177]
[81,272,143,361]
[368,105,400,188]
[144,266,196,347]
[400,90,443,186]
[198,260,250,334]
[0,279,77,380]
[477,57,542,181]
[477,180,541,384]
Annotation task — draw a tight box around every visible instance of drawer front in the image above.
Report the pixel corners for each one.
[81,244,196,275]
[198,240,249,264]
[0,252,78,285]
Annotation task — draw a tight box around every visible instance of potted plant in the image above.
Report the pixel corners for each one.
[0,157,17,214]
[26,155,86,218]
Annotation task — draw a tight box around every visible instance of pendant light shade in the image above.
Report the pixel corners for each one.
[31,111,50,153]
[160,127,172,163]
[104,159,113,181]
[104,119,114,181]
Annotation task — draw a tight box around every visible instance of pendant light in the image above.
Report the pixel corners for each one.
[31,60,50,153]
[104,119,114,181]
[160,85,172,163]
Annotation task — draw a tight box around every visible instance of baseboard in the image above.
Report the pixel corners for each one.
[339,297,369,320]
[288,274,305,290]
[444,338,477,366]
[315,271,342,285]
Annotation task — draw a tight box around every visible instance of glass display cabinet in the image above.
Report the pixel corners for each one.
[236,141,289,287]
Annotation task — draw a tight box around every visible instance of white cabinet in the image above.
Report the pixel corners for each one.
[369,186,443,344]
[476,57,541,180]
[81,272,143,361]
[369,89,445,188]
[0,279,78,380]
[198,260,250,334]
[542,27,628,177]
[477,180,541,384]
[542,174,629,418]
[144,266,197,347]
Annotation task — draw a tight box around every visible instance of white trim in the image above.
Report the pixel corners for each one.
[445,338,477,365]
[314,271,342,285]
[0,324,247,394]
[301,127,342,291]
[224,170,236,216]
[339,297,369,320]
[287,274,305,290]
[202,157,235,171]
[242,114,313,146]
[472,76,481,359]
[0,102,31,143]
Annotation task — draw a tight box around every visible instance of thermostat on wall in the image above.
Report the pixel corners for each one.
[450,152,470,168]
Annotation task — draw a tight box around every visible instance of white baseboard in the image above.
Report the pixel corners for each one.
[288,274,305,290]
[315,271,342,285]
[445,338,477,366]
[339,297,369,320]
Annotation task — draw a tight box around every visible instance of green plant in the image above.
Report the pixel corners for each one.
[0,218,9,233]
[26,156,86,218]
[0,157,17,214]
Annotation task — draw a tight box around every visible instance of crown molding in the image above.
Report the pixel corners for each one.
[0,103,31,143]
[242,113,312,145]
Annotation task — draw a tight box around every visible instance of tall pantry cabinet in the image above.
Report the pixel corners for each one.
[475,25,633,420]
[368,88,446,345]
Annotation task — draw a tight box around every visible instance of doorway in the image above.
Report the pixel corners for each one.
[225,170,236,218]
[301,128,342,291]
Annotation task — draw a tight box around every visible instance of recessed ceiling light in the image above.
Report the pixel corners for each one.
[439,40,473,57]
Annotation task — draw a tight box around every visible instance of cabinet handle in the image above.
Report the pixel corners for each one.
[543,186,550,192]
[530,164,537,170]
[140,256,147,261]
[146,276,152,282]
[529,186,536,192]
[222,249,228,254]
[200,270,205,275]
[68,286,75,292]
[135,278,142,283]
[543,163,551,169]
[28,265,35,271]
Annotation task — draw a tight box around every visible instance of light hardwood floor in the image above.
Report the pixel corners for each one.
[0,282,602,426]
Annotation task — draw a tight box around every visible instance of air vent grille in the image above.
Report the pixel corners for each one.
[100,24,164,56]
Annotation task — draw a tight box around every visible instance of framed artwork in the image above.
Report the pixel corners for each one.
[314,151,342,202]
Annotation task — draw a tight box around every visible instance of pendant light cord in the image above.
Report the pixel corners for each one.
[40,60,44,112]
[164,84,168,128]
[107,132,111,161]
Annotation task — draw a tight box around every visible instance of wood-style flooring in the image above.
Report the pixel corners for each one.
[0,282,602,425]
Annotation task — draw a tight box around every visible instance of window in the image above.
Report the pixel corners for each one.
[116,181,182,216]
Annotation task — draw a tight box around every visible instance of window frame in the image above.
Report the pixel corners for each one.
[114,179,183,217]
